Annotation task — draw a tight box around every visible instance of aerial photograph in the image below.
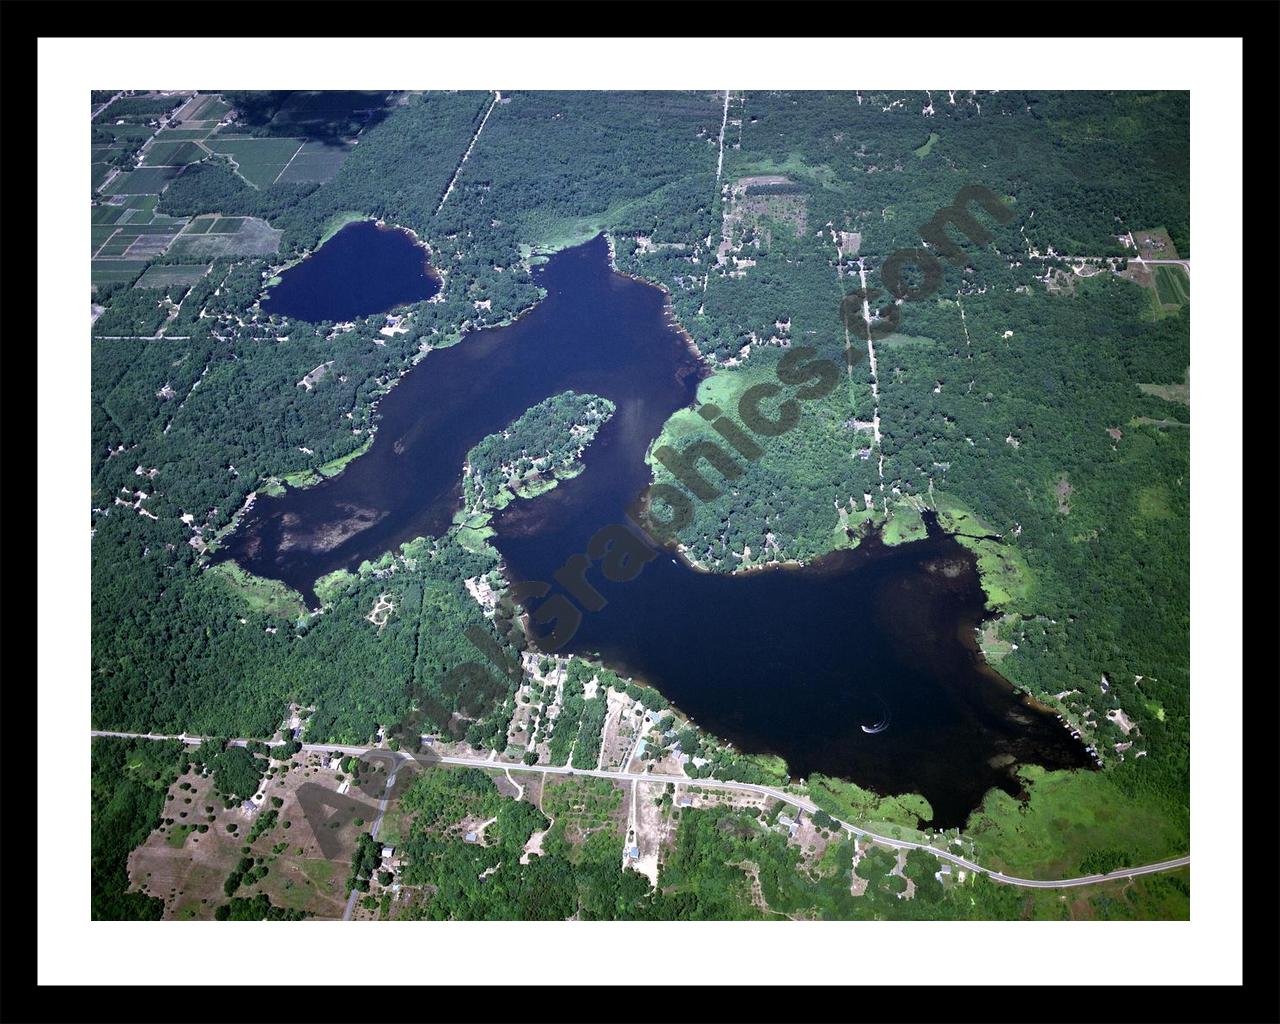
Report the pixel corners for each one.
[87,87,1191,923]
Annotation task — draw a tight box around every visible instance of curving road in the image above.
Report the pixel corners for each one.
[91,730,1189,889]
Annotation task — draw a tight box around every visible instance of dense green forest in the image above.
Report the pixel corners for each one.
[463,391,614,513]
[91,737,188,919]
[90,90,1190,916]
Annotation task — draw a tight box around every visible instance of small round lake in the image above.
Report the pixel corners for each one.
[261,219,440,323]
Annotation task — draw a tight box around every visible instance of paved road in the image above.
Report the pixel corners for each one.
[91,730,1190,889]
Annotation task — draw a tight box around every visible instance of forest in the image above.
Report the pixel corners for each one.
[89,90,1190,916]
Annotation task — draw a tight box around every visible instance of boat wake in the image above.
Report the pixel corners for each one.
[861,695,891,734]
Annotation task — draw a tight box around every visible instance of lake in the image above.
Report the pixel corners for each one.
[261,219,440,322]
[216,233,1091,827]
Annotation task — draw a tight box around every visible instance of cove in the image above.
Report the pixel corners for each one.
[261,219,440,323]
[216,234,1091,827]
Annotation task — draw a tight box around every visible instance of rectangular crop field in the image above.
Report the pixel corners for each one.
[153,128,213,141]
[121,234,180,259]
[134,263,211,289]
[91,226,118,252]
[209,217,246,233]
[96,234,138,257]
[100,165,183,195]
[186,95,231,122]
[274,140,352,183]
[205,137,304,187]
[1153,265,1189,307]
[91,204,128,226]
[117,194,159,214]
[141,140,205,166]
[183,217,216,235]
[91,260,148,288]
[166,217,282,257]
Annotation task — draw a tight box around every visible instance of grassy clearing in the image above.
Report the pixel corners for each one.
[965,766,1188,878]
[880,503,927,545]
[804,774,933,831]
[313,569,357,608]
[317,435,374,478]
[451,509,496,556]
[1137,367,1190,406]
[206,561,307,620]
[729,151,839,191]
[318,211,370,245]
[1152,265,1189,307]
[931,492,1032,610]
[914,131,940,158]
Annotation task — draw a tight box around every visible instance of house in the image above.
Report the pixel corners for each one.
[626,846,640,859]
[464,832,478,843]
[381,846,395,859]
[241,800,257,813]
[934,863,953,884]
[678,797,692,808]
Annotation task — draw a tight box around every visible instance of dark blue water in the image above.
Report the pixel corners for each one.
[261,220,439,322]
[217,235,1091,827]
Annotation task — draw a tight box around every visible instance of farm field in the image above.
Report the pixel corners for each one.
[134,263,212,289]
[275,139,353,183]
[1153,265,1190,307]
[205,136,306,187]
[91,259,148,288]
[141,139,206,166]
[166,216,282,257]
[100,165,184,195]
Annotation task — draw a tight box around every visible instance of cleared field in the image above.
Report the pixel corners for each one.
[91,259,148,287]
[117,193,159,214]
[205,137,304,187]
[91,203,128,225]
[93,122,154,147]
[123,234,180,259]
[1153,265,1189,307]
[96,235,137,257]
[135,263,211,289]
[187,94,231,122]
[166,216,282,257]
[128,752,362,920]
[210,216,246,233]
[153,127,214,141]
[116,222,187,235]
[141,140,205,166]
[100,165,182,195]
[91,225,118,252]
[275,139,352,183]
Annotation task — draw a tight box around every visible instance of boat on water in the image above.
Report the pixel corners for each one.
[861,703,891,734]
